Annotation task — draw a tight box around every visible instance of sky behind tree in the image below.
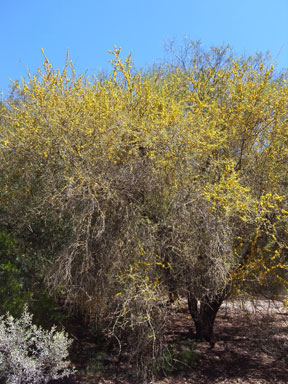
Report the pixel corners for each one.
[1,0,287,97]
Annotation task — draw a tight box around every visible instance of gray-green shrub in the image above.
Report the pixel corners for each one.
[0,306,74,384]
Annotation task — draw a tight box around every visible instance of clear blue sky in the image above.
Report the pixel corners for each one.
[1,0,288,97]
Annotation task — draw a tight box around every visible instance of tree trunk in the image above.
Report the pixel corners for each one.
[187,291,226,344]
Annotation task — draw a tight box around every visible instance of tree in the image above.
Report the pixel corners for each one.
[0,44,287,373]
[158,41,288,341]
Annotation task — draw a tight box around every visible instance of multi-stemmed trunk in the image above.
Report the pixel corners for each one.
[188,291,227,344]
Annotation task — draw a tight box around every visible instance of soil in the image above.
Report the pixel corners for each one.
[59,299,288,384]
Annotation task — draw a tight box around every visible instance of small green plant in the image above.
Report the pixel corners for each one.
[0,261,31,316]
[0,306,75,384]
[157,340,198,374]
[0,231,29,317]
[0,230,66,326]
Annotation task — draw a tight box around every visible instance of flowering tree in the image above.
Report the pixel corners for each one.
[0,44,287,369]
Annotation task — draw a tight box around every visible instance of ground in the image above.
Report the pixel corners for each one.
[59,299,288,384]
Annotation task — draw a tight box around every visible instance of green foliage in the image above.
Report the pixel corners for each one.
[0,232,29,317]
[0,261,31,316]
[0,230,67,325]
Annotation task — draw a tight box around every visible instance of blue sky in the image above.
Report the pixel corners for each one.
[1,0,288,97]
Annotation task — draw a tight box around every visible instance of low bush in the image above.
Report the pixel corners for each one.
[0,306,74,384]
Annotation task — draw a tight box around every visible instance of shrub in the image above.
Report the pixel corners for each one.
[0,230,65,327]
[0,231,31,317]
[0,306,74,384]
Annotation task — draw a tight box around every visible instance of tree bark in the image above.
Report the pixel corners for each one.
[187,291,227,344]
